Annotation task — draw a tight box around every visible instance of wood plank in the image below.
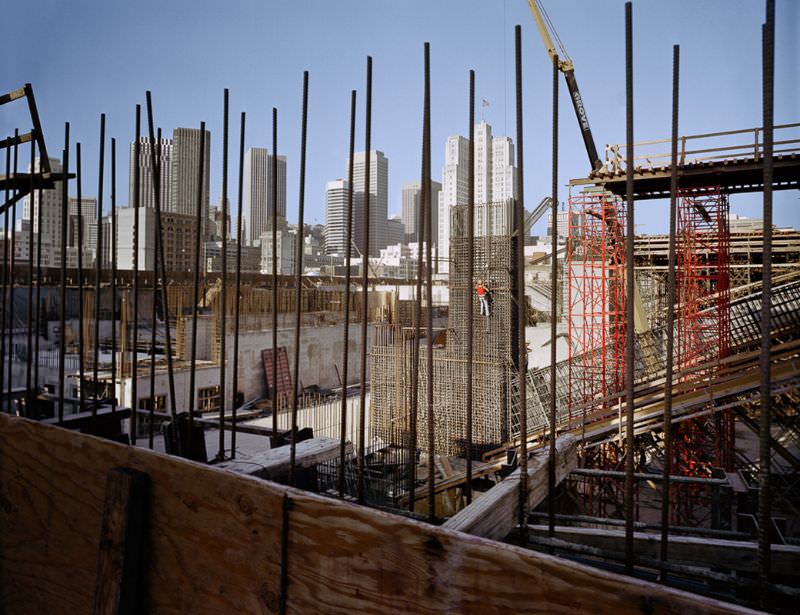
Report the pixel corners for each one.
[0,414,756,614]
[93,467,149,615]
[443,435,578,540]
[213,437,351,480]
[526,525,800,577]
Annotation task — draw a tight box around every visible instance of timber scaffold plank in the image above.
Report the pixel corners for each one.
[0,413,757,614]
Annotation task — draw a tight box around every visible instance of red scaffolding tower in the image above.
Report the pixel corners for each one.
[672,186,732,526]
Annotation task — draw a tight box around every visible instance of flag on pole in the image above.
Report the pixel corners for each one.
[482,99,490,108]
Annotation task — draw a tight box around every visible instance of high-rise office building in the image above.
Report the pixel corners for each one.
[401,180,441,243]
[170,127,211,237]
[324,179,350,255]
[437,122,517,272]
[242,147,287,247]
[128,136,173,211]
[23,157,64,267]
[349,150,388,256]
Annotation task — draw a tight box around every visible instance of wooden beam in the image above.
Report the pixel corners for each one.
[526,525,800,577]
[443,435,578,540]
[213,437,351,480]
[0,414,756,614]
[93,468,149,615]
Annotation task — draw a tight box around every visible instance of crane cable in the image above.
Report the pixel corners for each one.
[536,0,571,64]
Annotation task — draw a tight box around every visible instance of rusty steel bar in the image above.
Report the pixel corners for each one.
[145,93,180,451]
[130,105,141,444]
[357,56,372,505]
[339,90,357,498]
[660,44,680,575]
[58,124,69,424]
[548,52,559,540]
[231,111,246,460]
[271,107,279,449]
[218,89,229,461]
[758,0,775,597]
[188,120,206,456]
[514,24,528,540]
[147,127,163,450]
[289,71,309,486]
[423,42,435,522]
[25,137,34,400]
[77,143,85,414]
[465,69,475,505]
[623,1,636,574]
[93,114,105,413]
[111,137,117,414]
[0,135,7,401]
[33,182,43,392]
[8,131,18,397]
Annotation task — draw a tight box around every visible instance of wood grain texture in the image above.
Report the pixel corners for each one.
[443,435,578,540]
[214,437,351,480]
[0,414,758,614]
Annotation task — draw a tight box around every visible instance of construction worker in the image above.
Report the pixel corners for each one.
[476,280,491,316]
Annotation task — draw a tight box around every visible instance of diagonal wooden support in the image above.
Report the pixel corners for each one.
[93,467,149,615]
[443,434,578,540]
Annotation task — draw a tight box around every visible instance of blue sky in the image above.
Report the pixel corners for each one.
[2,0,797,234]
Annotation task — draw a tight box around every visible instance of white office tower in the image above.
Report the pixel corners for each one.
[437,136,470,273]
[401,180,441,243]
[259,227,295,276]
[491,136,517,203]
[243,147,287,247]
[128,136,173,211]
[23,157,64,267]
[324,179,350,255]
[474,122,492,204]
[349,150,388,256]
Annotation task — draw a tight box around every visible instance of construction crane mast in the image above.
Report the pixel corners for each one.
[526,0,603,172]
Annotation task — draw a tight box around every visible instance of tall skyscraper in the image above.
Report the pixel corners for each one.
[349,150,388,256]
[23,157,64,267]
[128,136,172,211]
[324,179,350,255]
[242,147,287,247]
[437,122,517,272]
[401,180,441,243]
[170,127,211,237]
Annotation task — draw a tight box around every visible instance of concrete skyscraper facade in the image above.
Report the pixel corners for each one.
[170,128,211,238]
[438,136,470,273]
[349,150,388,256]
[23,157,64,267]
[401,180,441,243]
[242,147,287,247]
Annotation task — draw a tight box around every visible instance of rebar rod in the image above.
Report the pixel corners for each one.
[58,124,69,424]
[340,90,357,498]
[33,182,42,392]
[357,56,372,505]
[623,1,636,574]
[548,53,559,540]
[271,107,279,449]
[111,138,117,414]
[77,143,85,413]
[147,129,162,450]
[465,69,475,505]
[231,111,246,460]
[218,89,229,461]
[0,137,8,402]
[289,71,309,486]
[758,0,775,596]
[660,44,680,575]
[423,42,435,522]
[25,138,35,400]
[8,132,18,396]
[145,93,180,451]
[93,114,105,414]
[130,105,141,444]
[188,121,206,456]
[514,24,528,540]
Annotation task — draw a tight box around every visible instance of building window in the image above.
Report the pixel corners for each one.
[138,395,166,413]
[198,385,220,413]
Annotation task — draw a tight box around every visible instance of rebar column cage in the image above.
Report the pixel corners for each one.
[672,185,732,527]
